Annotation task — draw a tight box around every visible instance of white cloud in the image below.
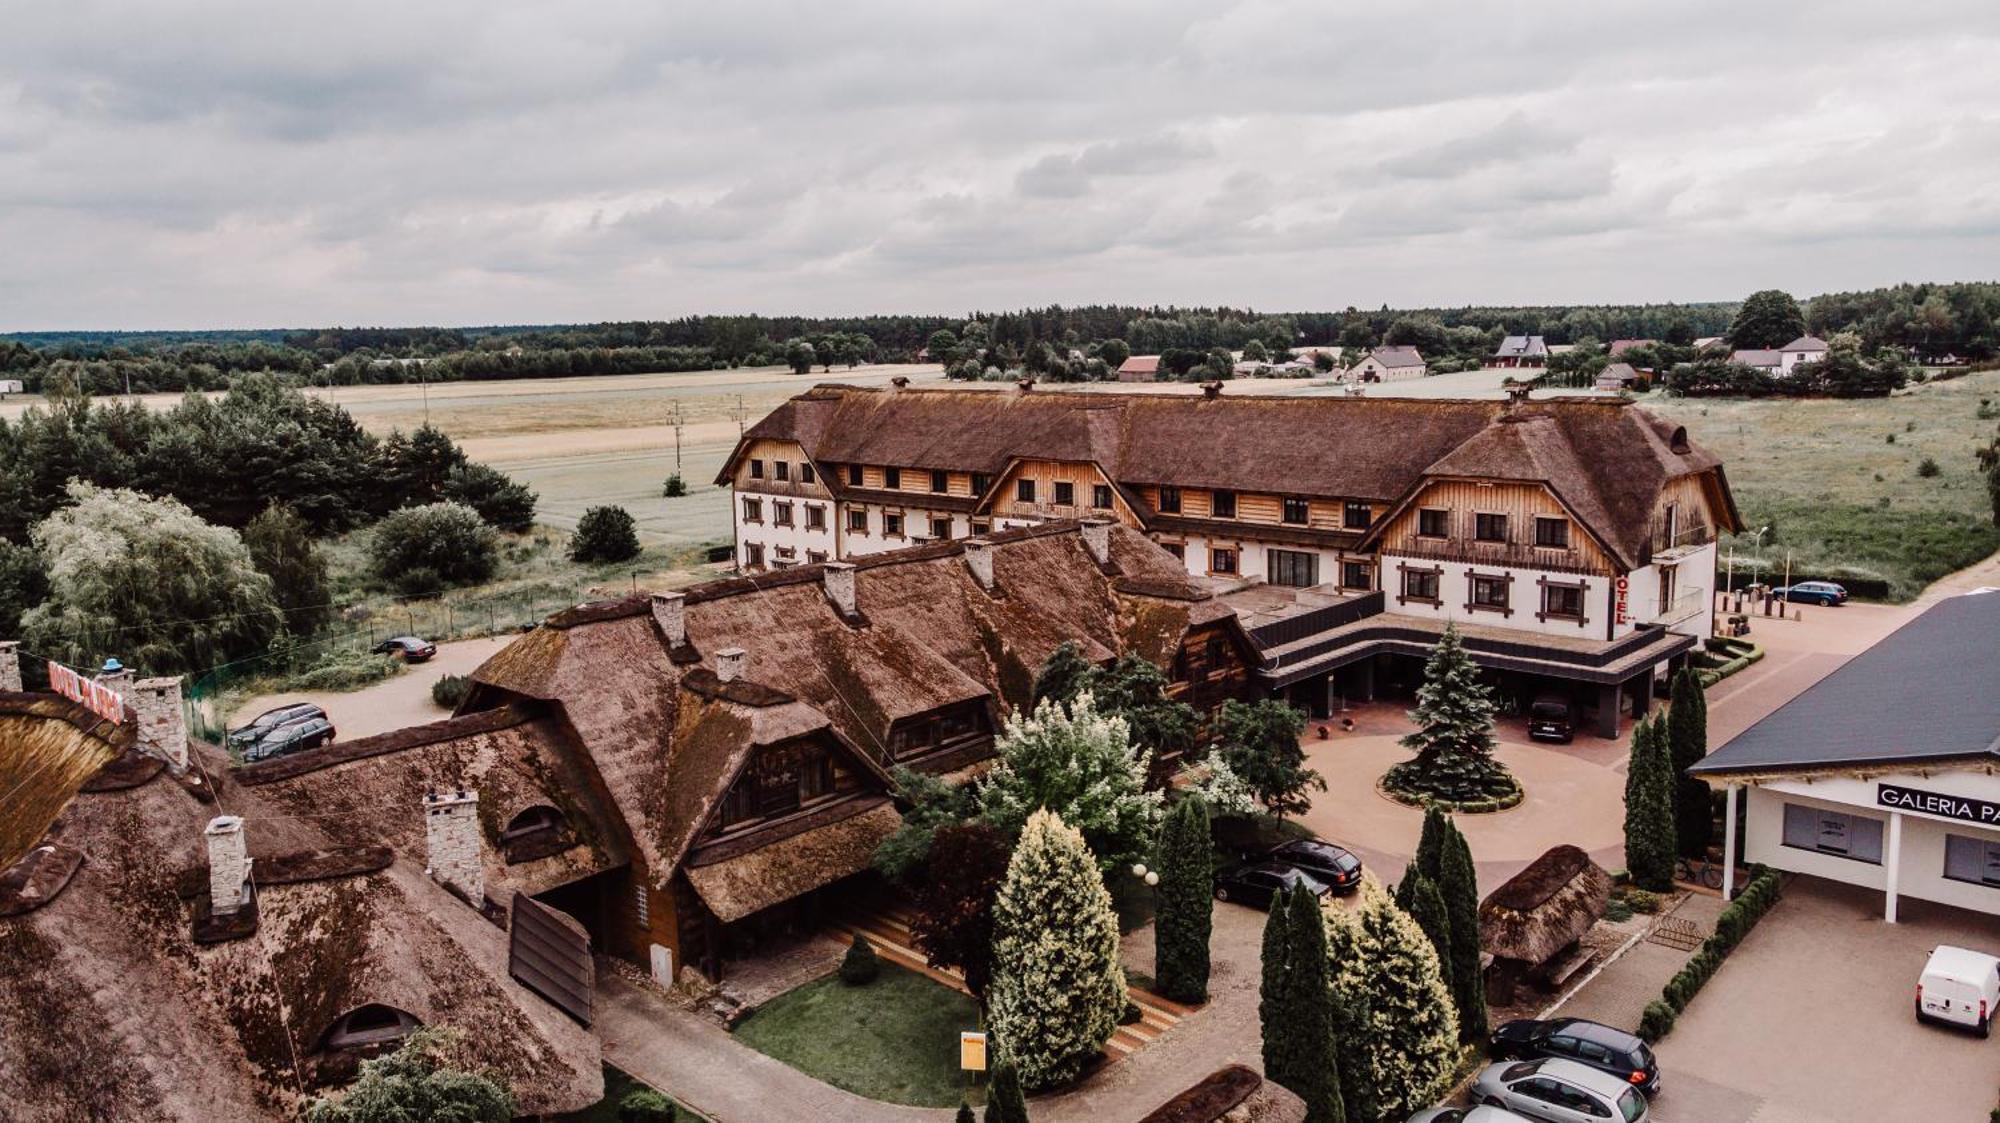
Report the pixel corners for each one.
[1,0,1997,328]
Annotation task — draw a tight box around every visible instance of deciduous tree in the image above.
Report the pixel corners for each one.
[569,505,641,563]
[978,694,1163,875]
[243,503,332,636]
[304,1028,513,1123]
[1727,289,1806,350]
[369,501,497,589]
[907,823,1010,998]
[1215,699,1323,818]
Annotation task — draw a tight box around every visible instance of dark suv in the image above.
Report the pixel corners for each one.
[1491,1017,1660,1096]
[242,716,337,763]
[228,702,326,751]
[1527,695,1574,743]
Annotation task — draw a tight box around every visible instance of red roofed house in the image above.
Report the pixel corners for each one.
[1117,354,1162,382]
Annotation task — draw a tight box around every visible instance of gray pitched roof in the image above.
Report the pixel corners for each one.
[1367,346,1424,368]
[1691,591,2000,777]
[1780,335,1829,353]
[1495,335,1547,357]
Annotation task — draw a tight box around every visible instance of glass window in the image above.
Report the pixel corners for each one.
[1475,513,1509,542]
[806,550,827,564]
[1054,481,1075,505]
[1164,542,1185,560]
[749,458,764,479]
[1781,803,1883,863]
[1418,508,1449,538]
[742,497,763,522]
[773,501,793,526]
[1944,834,2000,886]
[775,460,790,482]
[931,469,949,493]
[805,505,826,530]
[847,464,863,486]
[1542,583,1585,619]
[1282,497,1310,524]
[1092,484,1113,509]
[970,520,990,536]
[930,517,952,540]
[801,463,815,485]
[972,473,991,495]
[847,507,867,532]
[1342,561,1371,590]
[1212,490,1237,518]
[1403,568,1440,602]
[1210,546,1238,574]
[1269,549,1318,588]
[1471,574,1510,610]
[1158,485,1182,514]
[884,467,901,489]
[744,543,764,568]
[1343,501,1372,529]
[1535,516,1570,548]
[1017,479,1036,503]
[884,512,904,537]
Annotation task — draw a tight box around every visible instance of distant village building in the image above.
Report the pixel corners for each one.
[1595,362,1644,392]
[1779,334,1829,375]
[1490,335,1549,368]
[1117,354,1162,382]
[1607,339,1657,359]
[1730,348,1784,375]
[1349,346,1427,381]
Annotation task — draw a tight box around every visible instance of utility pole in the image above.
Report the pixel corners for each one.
[735,394,747,437]
[671,402,684,473]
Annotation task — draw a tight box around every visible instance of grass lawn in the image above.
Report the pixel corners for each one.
[731,963,981,1108]
[1649,368,2000,598]
[555,1065,700,1122]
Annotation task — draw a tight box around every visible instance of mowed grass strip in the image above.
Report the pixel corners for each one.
[731,963,980,1108]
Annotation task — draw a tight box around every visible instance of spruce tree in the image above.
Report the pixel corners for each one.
[1437,819,1489,1040]
[987,809,1127,1091]
[1030,641,1095,710]
[984,1056,1029,1123]
[1279,886,1346,1123]
[1623,715,1677,891]
[1397,869,1456,1002]
[1324,886,1459,1123]
[1386,624,1517,802]
[1667,667,1712,859]
[1154,797,1214,1004]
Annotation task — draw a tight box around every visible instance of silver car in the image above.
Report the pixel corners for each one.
[1408,1107,1535,1123]
[1469,1058,1649,1123]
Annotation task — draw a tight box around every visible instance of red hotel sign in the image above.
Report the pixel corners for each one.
[47,661,128,723]
[1614,576,1630,626]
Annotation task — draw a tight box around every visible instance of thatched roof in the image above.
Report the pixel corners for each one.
[0,695,128,869]
[0,736,602,1119]
[683,801,900,923]
[1478,844,1612,965]
[719,384,1741,568]
[1138,1065,1308,1123]
[470,521,1222,894]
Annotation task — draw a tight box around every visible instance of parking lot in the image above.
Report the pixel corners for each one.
[1648,877,2000,1121]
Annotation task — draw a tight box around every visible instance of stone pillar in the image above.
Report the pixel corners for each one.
[1080,519,1112,565]
[1596,683,1620,739]
[822,561,857,617]
[0,641,20,693]
[1884,810,1903,924]
[424,789,484,906]
[963,540,995,590]
[715,647,747,684]
[1721,784,1740,901]
[205,815,253,916]
[651,592,687,648]
[133,677,190,775]
[1353,658,1375,704]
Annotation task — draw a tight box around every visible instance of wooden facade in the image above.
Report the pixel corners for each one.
[731,438,832,499]
[1376,479,1616,577]
[986,460,1140,525]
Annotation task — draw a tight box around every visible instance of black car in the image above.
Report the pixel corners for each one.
[1260,839,1364,893]
[242,716,337,763]
[373,635,438,662]
[228,702,327,750]
[1527,695,1574,743]
[1213,861,1331,909]
[1490,1017,1661,1096]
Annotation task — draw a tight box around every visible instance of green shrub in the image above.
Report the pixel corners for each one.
[432,674,471,709]
[393,565,447,599]
[839,932,880,986]
[617,1087,681,1122]
[283,650,401,693]
[1638,1000,1677,1043]
[570,505,642,563]
[662,473,688,498]
[442,462,538,532]
[371,502,498,588]
[1619,888,1666,914]
[1604,899,1634,923]
[1918,457,1941,478]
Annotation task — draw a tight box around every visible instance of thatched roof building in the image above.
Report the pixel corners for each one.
[1137,1065,1308,1123]
[1478,843,1613,967]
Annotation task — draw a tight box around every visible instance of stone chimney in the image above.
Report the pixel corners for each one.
[890,375,910,391]
[205,815,253,916]
[97,660,135,708]
[1502,379,1533,408]
[423,789,484,906]
[822,562,858,618]
[715,647,747,684]
[133,677,190,775]
[1080,519,1113,566]
[963,539,995,590]
[651,591,687,648]
[1015,377,1036,393]
[0,641,20,693]
[1202,380,1223,399]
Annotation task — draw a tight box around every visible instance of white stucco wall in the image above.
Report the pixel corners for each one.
[734,492,837,568]
[1385,556,1614,639]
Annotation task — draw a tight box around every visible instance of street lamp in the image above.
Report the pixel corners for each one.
[1130,862,1160,887]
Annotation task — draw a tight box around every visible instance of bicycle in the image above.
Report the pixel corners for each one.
[1674,855,1726,889]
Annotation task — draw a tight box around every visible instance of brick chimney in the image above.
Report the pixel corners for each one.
[133,677,190,775]
[1502,379,1533,408]
[423,789,484,906]
[1080,519,1113,566]
[1015,377,1036,393]
[1202,380,1223,399]
[205,815,253,916]
[715,647,747,684]
[651,591,687,648]
[890,376,910,391]
[0,641,20,693]
[963,539,995,590]
[822,561,857,618]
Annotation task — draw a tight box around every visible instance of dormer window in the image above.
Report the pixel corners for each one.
[501,805,574,863]
[323,1004,421,1050]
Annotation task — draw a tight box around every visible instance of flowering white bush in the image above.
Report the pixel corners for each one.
[978,692,1163,874]
[1176,753,1259,817]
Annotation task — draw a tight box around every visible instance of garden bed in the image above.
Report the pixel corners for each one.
[730,962,980,1108]
[1377,773,1524,814]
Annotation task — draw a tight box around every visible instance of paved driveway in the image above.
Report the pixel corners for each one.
[227,635,511,741]
[1649,878,2000,1122]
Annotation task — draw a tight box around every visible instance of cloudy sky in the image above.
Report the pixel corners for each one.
[4,0,1997,330]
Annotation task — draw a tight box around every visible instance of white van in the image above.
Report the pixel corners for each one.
[1916,945,2000,1036]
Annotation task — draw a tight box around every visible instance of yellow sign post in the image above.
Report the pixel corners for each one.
[959,1031,988,1073]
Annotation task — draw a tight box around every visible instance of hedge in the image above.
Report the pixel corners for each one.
[1636,866,1783,1043]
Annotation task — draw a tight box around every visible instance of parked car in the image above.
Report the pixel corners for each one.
[1408,1107,1535,1123]
[1917,945,2000,1037]
[242,716,337,763]
[1470,1059,1649,1122]
[1526,695,1574,744]
[373,635,438,662]
[228,702,327,750]
[1213,861,1330,910]
[1772,580,1848,606]
[1257,838,1364,893]
[1490,1017,1660,1095]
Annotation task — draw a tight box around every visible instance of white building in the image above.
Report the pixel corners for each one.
[1350,346,1427,381]
[1693,590,2000,920]
[1779,334,1830,375]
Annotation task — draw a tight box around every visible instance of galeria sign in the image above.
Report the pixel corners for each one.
[1877,783,2000,826]
[47,661,128,723]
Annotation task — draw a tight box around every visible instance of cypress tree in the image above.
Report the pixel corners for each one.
[1258,886,1296,1079]
[984,1056,1029,1123]
[1398,869,1456,1003]
[1667,667,1712,859]
[1324,885,1458,1123]
[1154,797,1214,1004]
[1282,886,1346,1123]
[1623,715,1677,892]
[1413,804,1451,884]
[957,1102,976,1123]
[1436,818,1489,1040]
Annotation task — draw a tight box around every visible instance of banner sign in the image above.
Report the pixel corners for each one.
[1878,783,2000,827]
[1614,576,1631,626]
[47,661,128,724]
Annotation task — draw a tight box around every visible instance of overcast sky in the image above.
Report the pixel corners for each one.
[4,0,1997,331]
